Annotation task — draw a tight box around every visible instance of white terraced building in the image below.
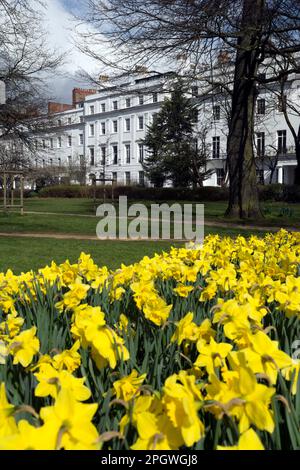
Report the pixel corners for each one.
[16,69,300,187]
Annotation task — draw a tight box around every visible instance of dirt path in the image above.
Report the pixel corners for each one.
[23,210,300,232]
[0,220,299,242]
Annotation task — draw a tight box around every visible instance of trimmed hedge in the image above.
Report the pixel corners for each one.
[258,184,300,203]
[37,184,229,201]
[29,183,300,203]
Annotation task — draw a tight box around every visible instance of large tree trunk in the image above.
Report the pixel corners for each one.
[293,130,300,185]
[225,0,264,219]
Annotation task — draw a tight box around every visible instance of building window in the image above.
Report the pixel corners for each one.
[126,98,131,108]
[101,103,106,113]
[89,147,95,166]
[80,116,84,123]
[125,172,131,185]
[68,155,72,166]
[212,136,220,159]
[113,100,118,110]
[125,144,131,164]
[257,98,266,115]
[49,158,53,166]
[42,139,46,149]
[125,118,130,132]
[79,134,83,145]
[112,172,117,182]
[101,122,106,135]
[112,120,118,133]
[50,138,54,149]
[277,130,287,154]
[57,119,62,126]
[139,171,145,186]
[138,116,144,130]
[192,86,198,97]
[42,159,45,167]
[256,132,265,157]
[278,95,287,113]
[68,117,72,125]
[68,135,72,147]
[139,95,144,105]
[216,168,225,186]
[90,105,95,115]
[153,92,158,103]
[213,105,221,121]
[89,124,95,136]
[112,145,118,165]
[138,143,144,162]
[101,147,106,165]
[58,157,61,166]
[57,137,62,148]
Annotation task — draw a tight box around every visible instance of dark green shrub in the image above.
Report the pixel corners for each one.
[258,184,285,201]
[37,184,229,201]
[282,185,300,203]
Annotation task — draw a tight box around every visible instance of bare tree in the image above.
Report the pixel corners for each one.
[79,0,300,219]
[0,0,64,169]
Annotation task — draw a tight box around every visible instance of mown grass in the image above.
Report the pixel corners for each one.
[0,197,293,274]
[0,237,181,274]
[0,225,267,274]
[2,197,300,226]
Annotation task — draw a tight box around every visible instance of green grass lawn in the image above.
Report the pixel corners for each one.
[0,198,299,234]
[2,197,300,226]
[0,210,269,238]
[0,197,296,273]
[0,237,184,274]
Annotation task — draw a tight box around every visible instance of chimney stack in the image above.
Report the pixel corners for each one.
[72,88,97,107]
[48,102,73,114]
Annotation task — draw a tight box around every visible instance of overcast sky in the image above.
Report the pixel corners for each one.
[43,0,100,103]
[42,0,171,103]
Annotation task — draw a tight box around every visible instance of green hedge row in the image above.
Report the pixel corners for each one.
[10,183,300,203]
[258,184,300,202]
[36,185,230,201]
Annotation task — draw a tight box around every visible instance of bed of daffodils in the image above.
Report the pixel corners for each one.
[0,229,299,450]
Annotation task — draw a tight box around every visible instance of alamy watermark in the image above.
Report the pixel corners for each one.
[292,340,300,362]
[96,196,204,243]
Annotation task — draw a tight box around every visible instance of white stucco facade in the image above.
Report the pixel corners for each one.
[19,70,300,187]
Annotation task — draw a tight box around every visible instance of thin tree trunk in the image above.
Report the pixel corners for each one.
[225,0,263,219]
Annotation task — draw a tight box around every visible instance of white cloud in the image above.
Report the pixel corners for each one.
[41,0,173,102]
[42,0,100,103]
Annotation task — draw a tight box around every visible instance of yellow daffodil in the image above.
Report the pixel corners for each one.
[113,370,146,401]
[217,429,264,450]
[8,327,40,367]
[171,312,200,345]
[162,371,204,447]
[0,383,17,438]
[40,388,100,450]
[52,341,81,372]
[195,337,232,375]
[173,284,194,298]
[34,364,91,401]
